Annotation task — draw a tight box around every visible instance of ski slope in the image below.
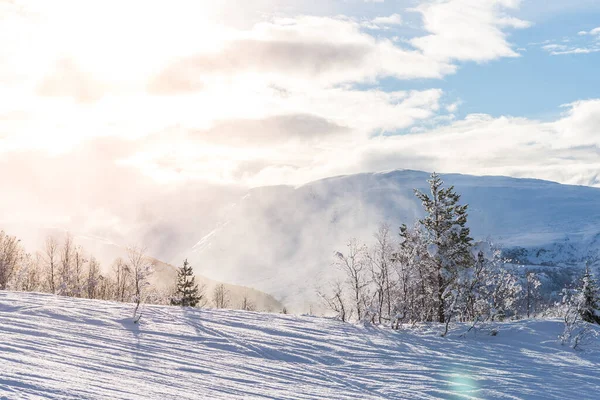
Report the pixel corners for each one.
[2,292,600,399]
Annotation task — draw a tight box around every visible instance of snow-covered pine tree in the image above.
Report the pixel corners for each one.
[579,263,600,325]
[560,266,600,348]
[171,259,203,307]
[396,222,435,324]
[414,172,473,325]
[524,270,541,318]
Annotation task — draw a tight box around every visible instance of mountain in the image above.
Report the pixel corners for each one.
[185,170,600,310]
[2,291,600,399]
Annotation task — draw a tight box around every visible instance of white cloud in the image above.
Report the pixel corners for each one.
[371,13,402,25]
[0,0,530,157]
[587,27,600,35]
[148,16,458,93]
[6,1,588,201]
[445,100,461,113]
[542,26,600,55]
[410,0,530,62]
[115,99,600,190]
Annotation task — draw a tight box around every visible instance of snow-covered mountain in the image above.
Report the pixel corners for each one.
[2,291,600,399]
[185,170,600,310]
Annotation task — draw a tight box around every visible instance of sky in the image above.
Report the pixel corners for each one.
[1,0,600,253]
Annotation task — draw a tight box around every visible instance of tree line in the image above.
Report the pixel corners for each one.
[1,172,598,345]
[0,232,259,317]
[319,173,600,342]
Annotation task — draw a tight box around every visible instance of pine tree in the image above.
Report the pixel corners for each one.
[414,172,473,324]
[579,263,600,325]
[171,259,203,307]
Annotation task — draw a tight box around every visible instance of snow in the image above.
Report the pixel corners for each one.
[2,291,600,399]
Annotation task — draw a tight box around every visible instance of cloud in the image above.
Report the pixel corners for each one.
[371,13,402,25]
[118,87,445,185]
[578,26,600,35]
[36,58,105,103]
[149,8,529,94]
[148,16,458,94]
[113,98,600,191]
[542,26,600,55]
[0,2,530,161]
[189,114,349,146]
[410,0,530,62]
[0,135,243,263]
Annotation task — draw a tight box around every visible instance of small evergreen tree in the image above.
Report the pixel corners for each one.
[579,263,600,324]
[559,263,600,348]
[171,259,203,307]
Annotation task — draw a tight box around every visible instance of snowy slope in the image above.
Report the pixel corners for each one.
[185,170,600,309]
[2,291,600,399]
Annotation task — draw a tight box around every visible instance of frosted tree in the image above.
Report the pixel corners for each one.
[72,246,86,298]
[486,266,522,321]
[10,253,43,292]
[171,259,204,307]
[460,243,522,333]
[368,224,395,324]
[240,293,255,311]
[58,234,75,296]
[395,223,436,324]
[44,236,59,294]
[559,276,600,350]
[0,231,23,290]
[414,172,474,325]
[86,256,101,300]
[558,264,600,348]
[113,258,131,302]
[96,274,115,301]
[318,281,348,322]
[128,247,154,323]
[333,239,369,321]
[524,271,541,318]
[212,284,230,309]
[579,263,600,324]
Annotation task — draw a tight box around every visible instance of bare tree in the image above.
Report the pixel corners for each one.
[86,256,101,299]
[113,258,131,302]
[368,224,395,324]
[212,284,230,309]
[13,253,43,292]
[44,236,59,294]
[72,245,86,297]
[96,274,114,301]
[59,234,74,296]
[334,239,369,321]
[525,271,541,318]
[128,247,154,323]
[240,292,255,311]
[318,281,348,322]
[0,231,23,290]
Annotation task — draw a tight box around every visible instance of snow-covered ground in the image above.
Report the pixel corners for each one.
[2,292,600,399]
